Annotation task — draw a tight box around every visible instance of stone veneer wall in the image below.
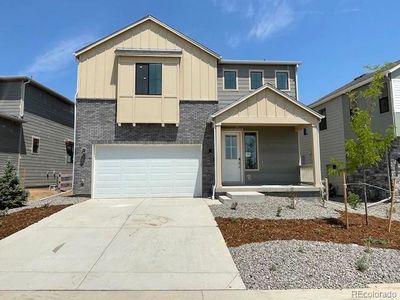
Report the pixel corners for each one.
[346,137,400,200]
[73,99,218,197]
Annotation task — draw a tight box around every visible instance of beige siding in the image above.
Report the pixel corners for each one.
[215,88,319,126]
[117,56,179,123]
[300,96,346,194]
[77,20,217,101]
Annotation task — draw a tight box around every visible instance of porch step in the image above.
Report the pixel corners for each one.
[218,195,234,205]
[226,191,265,203]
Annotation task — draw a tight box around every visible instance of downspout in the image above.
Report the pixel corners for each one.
[295,64,300,101]
[387,73,396,192]
[212,121,217,200]
[17,78,31,176]
[72,57,80,194]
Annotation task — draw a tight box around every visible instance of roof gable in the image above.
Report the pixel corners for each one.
[212,83,322,126]
[74,15,220,59]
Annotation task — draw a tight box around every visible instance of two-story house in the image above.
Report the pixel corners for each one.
[0,76,74,187]
[73,15,322,199]
[300,61,400,198]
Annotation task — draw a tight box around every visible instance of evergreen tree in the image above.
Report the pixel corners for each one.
[0,161,28,209]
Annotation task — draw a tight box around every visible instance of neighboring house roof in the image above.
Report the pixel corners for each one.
[0,76,73,105]
[219,59,302,66]
[74,15,221,59]
[211,82,323,120]
[0,112,26,123]
[309,60,400,108]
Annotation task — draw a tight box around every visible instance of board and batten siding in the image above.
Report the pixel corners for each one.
[217,64,297,109]
[19,84,74,187]
[0,80,22,117]
[77,20,218,101]
[301,96,346,194]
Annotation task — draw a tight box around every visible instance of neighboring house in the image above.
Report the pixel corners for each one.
[73,15,323,199]
[0,77,74,187]
[300,61,400,198]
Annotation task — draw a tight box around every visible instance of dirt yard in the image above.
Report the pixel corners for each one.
[27,188,69,201]
[216,211,400,249]
[0,205,69,239]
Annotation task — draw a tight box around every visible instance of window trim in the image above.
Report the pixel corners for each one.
[379,96,390,114]
[248,69,264,91]
[243,131,259,171]
[275,70,290,91]
[135,62,162,96]
[223,69,238,91]
[31,136,40,154]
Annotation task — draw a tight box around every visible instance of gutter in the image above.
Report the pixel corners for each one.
[72,57,80,195]
[17,78,31,175]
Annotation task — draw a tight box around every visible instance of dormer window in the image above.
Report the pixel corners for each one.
[135,63,162,95]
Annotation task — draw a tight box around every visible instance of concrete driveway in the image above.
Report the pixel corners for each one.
[0,198,244,290]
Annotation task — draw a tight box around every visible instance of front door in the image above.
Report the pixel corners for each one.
[222,132,241,183]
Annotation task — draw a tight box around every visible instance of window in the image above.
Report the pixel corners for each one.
[276,71,289,90]
[250,71,263,90]
[65,141,74,163]
[303,128,308,135]
[225,135,237,159]
[319,108,327,131]
[379,96,389,114]
[135,63,162,95]
[224,70,237,90]
[32,137,40,154]
[244,132,258,170]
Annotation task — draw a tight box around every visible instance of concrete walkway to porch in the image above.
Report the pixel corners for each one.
[0,198,244,290]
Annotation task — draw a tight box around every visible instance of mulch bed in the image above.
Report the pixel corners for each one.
[0,205,70,240]
[216,211,400,249]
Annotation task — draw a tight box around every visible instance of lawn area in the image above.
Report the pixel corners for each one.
[27,187,67,201]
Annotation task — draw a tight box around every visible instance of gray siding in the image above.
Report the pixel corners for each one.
[0,80,22,117]
[300,96,346,194]
[242,126,299,185]
[18,84,74,187]
[0,118,20,173]
[217,64,297,109]
[74,99,218,197]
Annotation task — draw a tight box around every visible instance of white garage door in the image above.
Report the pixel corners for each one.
[93,145,202,198]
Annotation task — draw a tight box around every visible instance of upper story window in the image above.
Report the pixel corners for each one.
[249,71,263,90]
[32,136,40,154]
[224,70,237,90]
[276,71,289,91]
[135,63,162,95]
[379,96,389,114]
[319,108,327,131]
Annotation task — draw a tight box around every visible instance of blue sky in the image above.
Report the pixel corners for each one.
[1,0,400,104]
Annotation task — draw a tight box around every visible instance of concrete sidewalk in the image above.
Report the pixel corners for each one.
[0,198,244,290]
[0,287,399,300]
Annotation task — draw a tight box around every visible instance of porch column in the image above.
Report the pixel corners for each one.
[311,124,322,187]
[215,124,223,189]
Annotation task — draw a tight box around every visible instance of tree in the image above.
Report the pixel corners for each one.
[330,64,395,226]
[0,161,28,210]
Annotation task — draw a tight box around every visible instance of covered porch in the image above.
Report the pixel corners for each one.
[212,84,323,195]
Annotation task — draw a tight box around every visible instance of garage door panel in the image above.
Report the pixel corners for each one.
[94,145,202,198]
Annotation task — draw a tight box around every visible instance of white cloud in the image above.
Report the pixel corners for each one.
[212,0,295,44]
[248,0,294,40]
[23,35,94,76]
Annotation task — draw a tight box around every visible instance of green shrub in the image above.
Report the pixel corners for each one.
[348,192,361,209]
[276,206,283,217]
[356,254,369,272]
[0,161,28,209]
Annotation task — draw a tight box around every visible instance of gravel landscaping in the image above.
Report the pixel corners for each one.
[230,240,400,289]
[210,196,339,220]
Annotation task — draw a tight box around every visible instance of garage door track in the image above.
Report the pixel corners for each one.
[0,198,244,290]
